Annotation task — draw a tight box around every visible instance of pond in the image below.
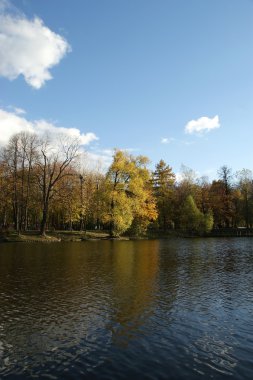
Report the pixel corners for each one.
[0,238,253,379]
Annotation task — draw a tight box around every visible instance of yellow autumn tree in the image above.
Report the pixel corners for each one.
[102,150,157,236]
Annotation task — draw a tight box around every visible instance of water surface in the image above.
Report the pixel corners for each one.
[0,238,253,379]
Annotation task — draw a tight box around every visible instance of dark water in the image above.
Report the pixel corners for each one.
[0,239,253,379]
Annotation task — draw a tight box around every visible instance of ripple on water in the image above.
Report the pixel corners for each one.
[0,239,253,379]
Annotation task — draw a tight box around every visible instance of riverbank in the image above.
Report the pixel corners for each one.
[0,230,132,243]
[1,228,253,243]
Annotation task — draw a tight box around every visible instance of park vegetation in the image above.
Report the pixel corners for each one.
[1,132,253,237]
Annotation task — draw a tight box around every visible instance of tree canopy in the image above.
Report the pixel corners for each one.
[1,133,253,236]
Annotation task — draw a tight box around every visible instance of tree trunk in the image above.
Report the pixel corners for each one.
[40,203,48,236]
[110,199,115,237]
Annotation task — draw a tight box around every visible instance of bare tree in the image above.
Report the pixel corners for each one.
[218,165,233,195]
[2,134,21,232]
[1,132,40,232]
[36,134,80,235]
[18,132,39,231]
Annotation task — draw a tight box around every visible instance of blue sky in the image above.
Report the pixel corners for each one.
[0,0,253,179]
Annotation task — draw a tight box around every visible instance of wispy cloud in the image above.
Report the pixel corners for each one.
[13,107,26,115]
[185,115,220,135]
[161,137,175,144]
[0,108,98,146]
[0,0,71,88]
[84,147,139,171]
[181,140,195,146]
[7,105,26,115]
[161,137,195,146]
[83,150,113,172]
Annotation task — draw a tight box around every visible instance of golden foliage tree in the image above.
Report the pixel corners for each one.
[102,150,157,236]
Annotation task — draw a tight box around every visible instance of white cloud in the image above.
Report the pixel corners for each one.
[83,151,113,172]
[83,147,139,172]
[185,115,220,135]
[0,108,34,144]
[0,108,98,146]
[100,148,114,156]
[0,2,71,88]
[175,172,183,183]
[161,137,175,144]
[13,107,26,115]
[7,105,26,115]
[34,120,98,145]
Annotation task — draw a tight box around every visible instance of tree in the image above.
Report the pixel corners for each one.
[78,170,104,231]
[129,180,157,236]
[218,165,233,195]
[152,160,175,231]
[180,195,202,232]
[0,132,39,232]
[179,195,213,234]
[172,165,199,229]
[236,169,253,227]
[216,165,235,227]
[2,134,20,231]
[199,210,214,234]
[103,150,157,236]
[17,132,39,231]
[36,134,80,235]
[195,176,211,214]
[0,160,12,230]
[50,168,81,231]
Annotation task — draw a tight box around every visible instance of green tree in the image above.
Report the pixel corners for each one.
[180,195,202,231]
[236,169,253,227]
[152,160,175,231]
[180,195,213,234]
[199,210,214,234]
[217,165,235,227]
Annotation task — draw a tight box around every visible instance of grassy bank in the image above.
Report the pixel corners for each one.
[1,228,253,243]
[0,230,137,243]
[0,230,111,243]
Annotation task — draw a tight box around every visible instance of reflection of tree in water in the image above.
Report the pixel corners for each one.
[1,239,253,378]
[0,241,161,372]
[155,239,180,316]
[0,242,128,375]
[108,240,160,346]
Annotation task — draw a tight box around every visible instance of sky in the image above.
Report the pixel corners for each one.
[0,0,253,179]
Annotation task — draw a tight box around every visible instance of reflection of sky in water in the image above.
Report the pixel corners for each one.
[193,335,237,376]
[0,239,253,379]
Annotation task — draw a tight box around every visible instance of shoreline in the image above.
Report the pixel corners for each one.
[0,231,145,243]
[1,229,253,243]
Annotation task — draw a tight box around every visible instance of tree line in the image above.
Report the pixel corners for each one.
[0,132,253,237]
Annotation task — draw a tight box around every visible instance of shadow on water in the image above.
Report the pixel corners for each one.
[0,238,253,379]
